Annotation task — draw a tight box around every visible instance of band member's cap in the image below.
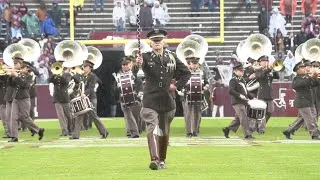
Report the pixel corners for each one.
[121,56,134,65]
[22,61,32,68]
[146,29,167,39]
[232,62,244,70]
[302,59,311,66]
[293,61,306,72]
[257,55,269,62]
[13,56,24,61]
[84,60,95,67]
[311,61,320,67]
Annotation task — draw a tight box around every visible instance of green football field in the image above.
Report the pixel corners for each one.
[1,117,320,180]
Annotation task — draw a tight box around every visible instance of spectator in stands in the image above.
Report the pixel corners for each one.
[139,1,153,31]
[126,0,139,29]
[36,3,47,22]
[258,0,273,12]
[245,0,252,12]
[49,2,63,34]
[191,0,201,17]
[302,15,317,38]
[11,6,22,27]
[37,62,49,84]
[284,32,296,52]
[18,2,28,17]
[280,0,296,25]
[40,16,58,37]
[39,33,48,51]
[2,3,11,38]
[301,0,317,17]
[275,29,285,57]
[74,0,85,11]
[269,7,287,38]
[94,0,104,12]
[113,1,126,32]
[152,1,170,28]
[295,27,311,46]
[283,50,295,81]
[159,0,168,13]
[11,21,22,39]
[38,49,50,68]
[258,7,270,34]
[21,10,40,37]
[0,1,5,37]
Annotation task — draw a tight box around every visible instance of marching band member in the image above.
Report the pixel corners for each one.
[283,61,320,140]
[184,57,208,137]
[0,59,9,137]
[243,57,258,98]
[48,62,73,136]
[70,62,109,140]
[116,56,143,138]
[3,62,15,139]
[222,62,254,139]
[136,29,191,170]
[254,55,279,133]
[8,57,45,142]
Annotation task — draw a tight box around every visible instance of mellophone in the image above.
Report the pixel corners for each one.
[186,71,208,111]
[246,99,267,120]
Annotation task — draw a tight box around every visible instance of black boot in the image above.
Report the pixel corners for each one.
[222,127,230,138]
[265,112,272,123]
[159,135,169,169]
[147,133,160,170]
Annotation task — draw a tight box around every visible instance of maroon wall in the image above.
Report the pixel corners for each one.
[35,82,298,119]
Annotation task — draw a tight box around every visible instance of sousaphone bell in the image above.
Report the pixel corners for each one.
[3,43,28,67]
[54,40,83,64]
[242,33,272,60]
[176,39,202,65]
[302,38,320,62]
[87,46,103,70]
[18,38,41,62]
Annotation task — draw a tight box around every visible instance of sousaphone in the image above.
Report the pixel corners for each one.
[295,43,304,62]
[3,43,28,67]
[54,40,83,64]
[18,38,41,63]
[302,38,320,62]
[183,34,208,59]
[124,39,151,57]
[242,33,272,60]
[87,46,103,70]
[176,39,202,65]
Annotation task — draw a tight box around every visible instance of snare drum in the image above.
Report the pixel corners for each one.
[119,72,138,106]
[246,99,267,119]
[187,73,203,105]
[70,96,93,116]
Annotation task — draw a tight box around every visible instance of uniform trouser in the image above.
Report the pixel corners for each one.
[54,103,73,135]
[21,97,35,131]
[0,104,8,135]
[141,107,175,162]
[258,100,274,132]
[72,109,107,138]
[285,107,319,137]
[121,103,141,137]
[83,98,97,129]
[184,101,202,135]
[10,98,40,138]
[5,102,12,136]
[289,106,317,133]
[227,104,251,137]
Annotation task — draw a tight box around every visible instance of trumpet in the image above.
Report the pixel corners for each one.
[0,65,21,75]
[51,62,63,76]
[271,60,284,72]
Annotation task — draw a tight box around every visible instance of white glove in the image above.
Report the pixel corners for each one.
[117,83,121,88]
[94,83,99,92]
[49,83,54,97]
[177,90,184,96]
[239,94,247,100]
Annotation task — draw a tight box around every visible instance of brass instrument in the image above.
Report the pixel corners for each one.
[3,43,28,67]
[54,40,83,64]
[271,59,284,72]
[51,62,63,75]
[87,46,103,70]
[76,41,88,61]
[302,38,320,62]
[183,34,208,58]
[176,39,202,65]
[236,40,248,63]
[18,38,41,62]
[0,64,21,75]
[242,33,272,60]
[295,43,304,62]
[124,40,151,78]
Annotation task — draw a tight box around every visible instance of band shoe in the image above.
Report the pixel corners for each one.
[149,160,159,170]
[283,131,291,139]
[222,128,230,138]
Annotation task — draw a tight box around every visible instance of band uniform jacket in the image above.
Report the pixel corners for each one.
[229,75,252,105]
[0,76,8,105]
[12,73,33,99]
[48,73,71,103]
[141,50,191,112]
[4,76,14,102]
[255,68,279,100]
[312,85,320,108]
[69,73,82,100]
[243,66,258,97]
[292,75,320,108]
[29,68,40,98]
[83,73,98,99]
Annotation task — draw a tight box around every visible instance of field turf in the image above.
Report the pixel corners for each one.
[0,117,320,180]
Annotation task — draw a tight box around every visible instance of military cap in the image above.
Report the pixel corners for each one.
[293,61,306,72]
[257,55,269,62]
[146,29,167,39]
